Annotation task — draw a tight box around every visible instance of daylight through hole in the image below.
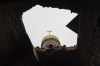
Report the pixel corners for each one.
[22,5,78,47]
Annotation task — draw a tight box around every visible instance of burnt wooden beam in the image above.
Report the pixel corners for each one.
[77,4,99,66]
[0,2,38,66]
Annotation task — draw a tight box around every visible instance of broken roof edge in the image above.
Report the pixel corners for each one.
[0,0,95,13]
[67,15,79,34]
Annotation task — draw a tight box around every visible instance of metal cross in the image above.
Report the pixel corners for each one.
[47,30,52,35]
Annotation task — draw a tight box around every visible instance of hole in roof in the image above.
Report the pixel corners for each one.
[22,5,78,47]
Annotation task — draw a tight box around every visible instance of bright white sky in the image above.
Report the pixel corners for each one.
[22,5,78,47]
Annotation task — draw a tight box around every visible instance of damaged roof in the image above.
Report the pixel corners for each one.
[0,0,97,13]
